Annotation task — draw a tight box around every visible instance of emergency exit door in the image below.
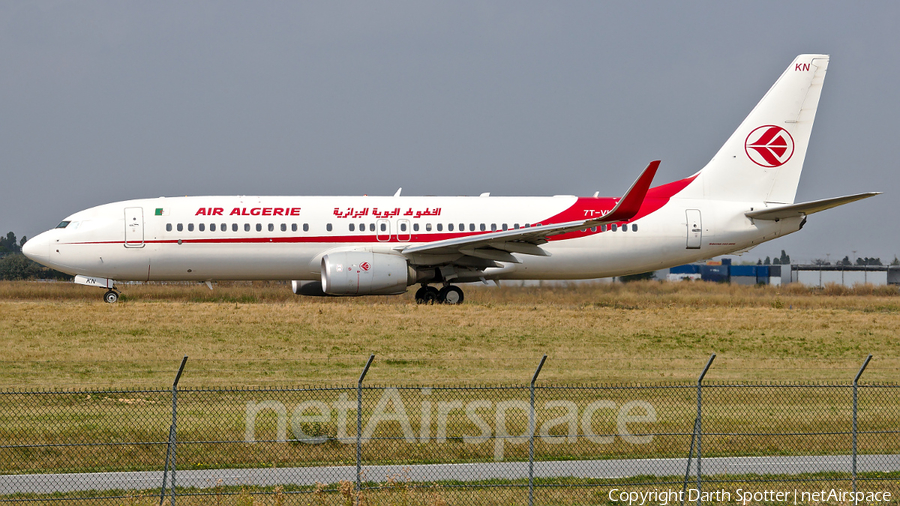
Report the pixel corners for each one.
[686,209,702,249]
[124,207,144,248]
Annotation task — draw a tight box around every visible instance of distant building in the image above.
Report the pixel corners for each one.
[665,262,900,287]
[788,264,899,287]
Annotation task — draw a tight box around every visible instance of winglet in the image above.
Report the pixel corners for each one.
[596,160,660,223]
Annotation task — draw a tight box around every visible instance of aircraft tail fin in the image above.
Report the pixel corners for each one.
[685,54,829,204]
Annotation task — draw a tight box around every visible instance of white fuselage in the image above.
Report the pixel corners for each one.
[23,187,803,285]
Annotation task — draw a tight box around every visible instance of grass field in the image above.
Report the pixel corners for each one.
[2,280,899,503]
[1,280,898,389]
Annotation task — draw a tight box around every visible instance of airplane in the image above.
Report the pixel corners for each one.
[23,54,879,304]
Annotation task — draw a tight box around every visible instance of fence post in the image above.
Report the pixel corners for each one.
[682,354,715,506]
[159,356,187,506]
[853,354,872,494]
[695,353,714,506]
[528,355,547,506]
[356,354,375,504]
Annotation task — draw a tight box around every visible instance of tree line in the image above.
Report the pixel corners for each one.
[758,250,899,267]
[0,232,72,280]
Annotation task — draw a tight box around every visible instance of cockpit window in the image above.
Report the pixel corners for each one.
[56,221,70,229]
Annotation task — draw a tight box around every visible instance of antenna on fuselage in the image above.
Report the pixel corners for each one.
[394,188,402,197]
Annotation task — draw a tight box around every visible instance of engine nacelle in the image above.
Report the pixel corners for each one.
[292,280,326,296]
[321,252,414,295]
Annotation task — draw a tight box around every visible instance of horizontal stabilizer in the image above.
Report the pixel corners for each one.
[746,193,880,220]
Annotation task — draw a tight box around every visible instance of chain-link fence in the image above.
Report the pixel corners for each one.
[2,355,899,505]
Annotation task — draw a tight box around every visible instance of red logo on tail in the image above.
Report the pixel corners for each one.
[745,125,794,168]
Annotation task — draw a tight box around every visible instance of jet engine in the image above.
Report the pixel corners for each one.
[320,252,414,295]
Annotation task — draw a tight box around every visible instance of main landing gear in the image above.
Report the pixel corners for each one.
[415,285,465,305]
[103,289,121,304]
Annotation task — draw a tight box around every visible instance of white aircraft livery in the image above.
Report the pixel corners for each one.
[24,55,879,304]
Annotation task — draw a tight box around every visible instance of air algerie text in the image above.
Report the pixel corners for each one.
[195,207,301,217]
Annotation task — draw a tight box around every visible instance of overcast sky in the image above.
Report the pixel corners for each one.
[1,1,897,264]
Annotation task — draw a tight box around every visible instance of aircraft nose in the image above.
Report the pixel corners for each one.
[22,232,50,264]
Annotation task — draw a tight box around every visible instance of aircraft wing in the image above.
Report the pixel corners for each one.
[400,161,659,262]
[746,192,880,221]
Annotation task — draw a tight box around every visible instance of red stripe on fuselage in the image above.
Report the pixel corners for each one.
[541,175,696,241]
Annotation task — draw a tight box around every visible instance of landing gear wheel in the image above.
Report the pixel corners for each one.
[438,286,464,305]
[422,286,439,305]
[415,286,441,305]
[103,290,119,304]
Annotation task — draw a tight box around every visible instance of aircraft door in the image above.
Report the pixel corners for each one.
[376,219,391,242]
[397,219,411,241]
[686,209,702,249]
[124,207,145,248]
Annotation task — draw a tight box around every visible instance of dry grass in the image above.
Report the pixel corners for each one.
[0,280,898,389]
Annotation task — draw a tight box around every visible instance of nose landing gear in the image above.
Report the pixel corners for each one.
[415,284,465,305]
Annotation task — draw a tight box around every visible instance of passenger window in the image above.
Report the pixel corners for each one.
[414,223,419,232]
[514,223,519,229]
[200,223,206,232]
[244,224,250,232]
[327,224,332,232]
[380,223,386,232]
[256,224,262,232]
[349,223,355,232]
[437,223,443,232]
[221,223,226,231]
[281,223,287,232]
[632,224,638,232]
[292,224,297,232]
[210,224,216,232]
[188,223,194,232]
[400,223,407,232]
[232,223,237,232]
[502,224,508,231]
[166,224,172,232]
[480,224,485,231]
[177,224,183,232]
[426,223,432,232]
[359,223,364,232]
[369,224,375,232]
[448,223,454,232]
[611,224,617,232]
[304,223,309,232]
[469,224,475,232]
[268,223,274,232]
[591,226,597,232]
